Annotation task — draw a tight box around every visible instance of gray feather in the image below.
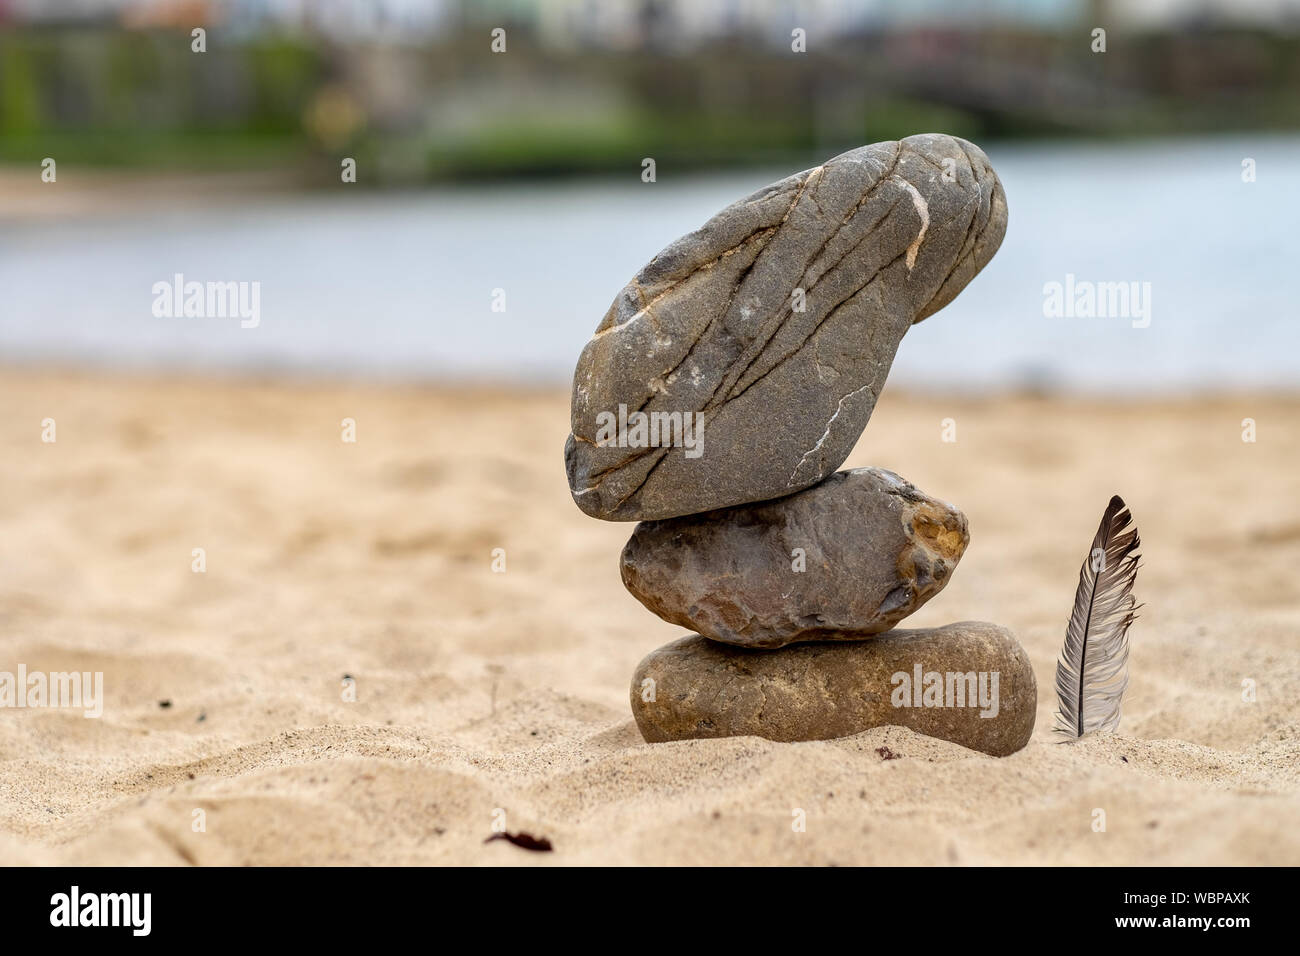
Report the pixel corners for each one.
[1054,495,1141,738]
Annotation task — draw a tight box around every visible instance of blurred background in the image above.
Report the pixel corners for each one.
[2,0,1298,390]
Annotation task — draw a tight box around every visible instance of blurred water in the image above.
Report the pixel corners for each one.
[2,135,1297,392]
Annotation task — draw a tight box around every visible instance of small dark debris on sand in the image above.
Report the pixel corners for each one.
[484,831,553,852]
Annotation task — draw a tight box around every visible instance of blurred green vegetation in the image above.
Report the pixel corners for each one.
[0,29,316,168]
[1,24,1298,183]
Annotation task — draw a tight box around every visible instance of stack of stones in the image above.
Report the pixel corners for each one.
[565,134,1035,757]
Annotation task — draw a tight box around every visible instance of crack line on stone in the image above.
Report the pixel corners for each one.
[623,166,820,406]
[916,142,991,321]
[718,200,906,405]
[722,245,910,410]
[590,170,822,508]
[708,144,904,408]
[586,212,787,341]
[786,382,875,487]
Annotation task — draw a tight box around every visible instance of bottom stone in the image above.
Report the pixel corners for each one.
[630,622,1036,756]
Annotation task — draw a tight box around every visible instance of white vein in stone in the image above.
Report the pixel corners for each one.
[787,383,873,486]
[895,176,930,270]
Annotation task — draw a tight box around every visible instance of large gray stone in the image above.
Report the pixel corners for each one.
[620,467,968,648]
[566,133,1007,521]
[631,623,1037,757]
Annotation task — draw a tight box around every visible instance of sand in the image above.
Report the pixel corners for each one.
[1,369,1297,865]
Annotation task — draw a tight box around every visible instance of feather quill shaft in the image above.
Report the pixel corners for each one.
[1054,495,1141,738]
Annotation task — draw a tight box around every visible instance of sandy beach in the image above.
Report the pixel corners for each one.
[1,369,1297,866]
